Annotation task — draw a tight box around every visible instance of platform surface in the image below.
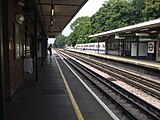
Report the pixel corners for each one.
[6,56,77,120]
[55,53,114,120]
[6,53,114,120]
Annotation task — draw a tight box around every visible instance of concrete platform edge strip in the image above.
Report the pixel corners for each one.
[56,51,120,120]
[54,54,84,120]
[68,49,160,70]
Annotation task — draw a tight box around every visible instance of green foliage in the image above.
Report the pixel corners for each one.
[53,34,66,48]
[129,0,147,24]
[91,0,132,33]
[66,32,77,47]
[65,0,160,46]
[66,16,92,47]
[143,0,160,20]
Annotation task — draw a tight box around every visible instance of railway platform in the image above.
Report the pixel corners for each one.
[5,52,114,120]
[68,49,160,71]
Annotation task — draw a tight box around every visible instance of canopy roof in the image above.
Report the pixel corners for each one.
[89,19,160,38]
[36,0,88,37]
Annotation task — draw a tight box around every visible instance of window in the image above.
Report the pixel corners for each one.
[14,22,24,59]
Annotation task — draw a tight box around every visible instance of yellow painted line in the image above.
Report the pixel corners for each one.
[54,55,84,120]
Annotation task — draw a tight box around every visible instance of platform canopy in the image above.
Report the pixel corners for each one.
[89,18,160,38]
[36,0,88,37]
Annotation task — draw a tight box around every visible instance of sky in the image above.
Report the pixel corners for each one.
[62,0,106,36]
[48,0,106,44]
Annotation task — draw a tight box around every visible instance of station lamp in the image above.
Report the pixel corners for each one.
[51,5,54,16]
[51,21,54,25]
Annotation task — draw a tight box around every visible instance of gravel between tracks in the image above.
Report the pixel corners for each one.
[77,58,160,109]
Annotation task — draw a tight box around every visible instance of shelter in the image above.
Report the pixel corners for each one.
[89,19,160,61]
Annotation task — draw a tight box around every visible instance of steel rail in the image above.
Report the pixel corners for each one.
[57,50,160,120]
[63,50,160,99]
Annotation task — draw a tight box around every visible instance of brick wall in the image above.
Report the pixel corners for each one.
[3,0,10,97]
[3,0,32,97]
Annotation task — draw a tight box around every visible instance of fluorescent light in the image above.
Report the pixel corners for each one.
[115,35,125,39]
[135,33,149,36]
[51,21,53,24]
[125,31,131,34]
[52,9,54,16]
[18,1,25,7]
[151,31,157,33]
[140,28,148,31]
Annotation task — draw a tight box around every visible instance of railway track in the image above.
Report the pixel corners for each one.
[61,50,160,99]
[55,50,160,120]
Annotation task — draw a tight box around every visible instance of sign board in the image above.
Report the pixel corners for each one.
[148,42,154,53]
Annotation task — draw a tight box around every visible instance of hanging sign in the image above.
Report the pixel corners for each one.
[148,42,154,53]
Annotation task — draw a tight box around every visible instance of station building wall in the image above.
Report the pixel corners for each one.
[3,0,34,98]
[104,33,160,61]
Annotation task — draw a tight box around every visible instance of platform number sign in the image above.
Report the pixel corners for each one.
[148,42,154,53]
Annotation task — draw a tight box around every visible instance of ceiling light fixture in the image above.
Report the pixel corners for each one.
[135,33,149,36]
[51,21,54,24]
[125,31,131,34]
[18,1,25,7]
[140,28,149,31]
[52,9,54,16]
[51,5,55,16]
[151,31,157,33]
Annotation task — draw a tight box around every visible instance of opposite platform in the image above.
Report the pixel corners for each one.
[68,49,160,70]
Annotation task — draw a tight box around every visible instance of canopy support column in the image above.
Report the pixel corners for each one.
[136,36,139,59]
[34,7,38,82]
[0,0,5,119]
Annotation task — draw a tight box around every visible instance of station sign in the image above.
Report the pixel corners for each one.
[148,42,154,53]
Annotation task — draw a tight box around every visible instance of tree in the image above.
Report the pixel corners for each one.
[143,0,160,20]
[53,34,66,48]
[66,0,160,46]
[91,0,133,34]
[129,0,146,24]
[66,16,92,46]
[66,32,77,47]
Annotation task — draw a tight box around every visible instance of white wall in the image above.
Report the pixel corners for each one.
[131,43,148,56]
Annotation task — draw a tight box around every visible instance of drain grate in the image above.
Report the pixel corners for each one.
[41,89,65,95]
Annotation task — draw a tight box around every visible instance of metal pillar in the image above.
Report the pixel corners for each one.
[118,40,120,56]
[122,39,125,56]
[45,37,48,58]
[41,37,44,67]
[0,0,5,119]
[34,8,38,81]
[105,37,108,54]
[24,30,27,56]
[97,40,99,54]
[136,36,139,59]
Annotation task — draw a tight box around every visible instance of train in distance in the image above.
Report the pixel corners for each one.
[75,42,105,52]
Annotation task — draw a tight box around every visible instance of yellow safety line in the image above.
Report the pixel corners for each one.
[54,55,84,120]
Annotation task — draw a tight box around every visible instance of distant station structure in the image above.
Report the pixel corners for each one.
[89,19,160,61]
